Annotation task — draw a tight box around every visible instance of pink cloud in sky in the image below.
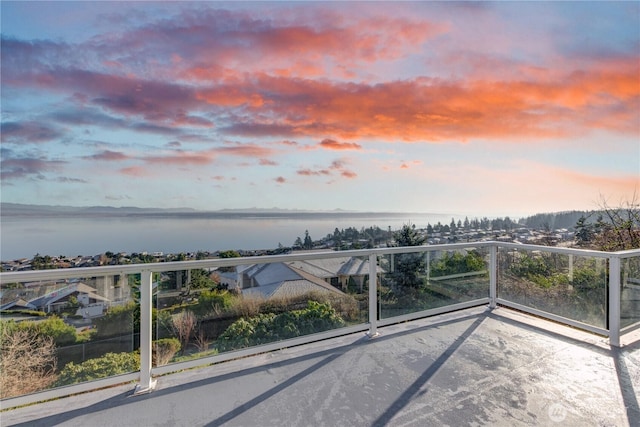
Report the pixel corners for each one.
[142,150,215,166]
[119,166,148,177]
[216,142,274,158]
[259,159,278,166]
[3,19,637,145]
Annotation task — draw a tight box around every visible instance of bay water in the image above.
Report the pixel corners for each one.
[0,212,460,261]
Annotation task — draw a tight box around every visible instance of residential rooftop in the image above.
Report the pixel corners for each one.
[2,306,639,427]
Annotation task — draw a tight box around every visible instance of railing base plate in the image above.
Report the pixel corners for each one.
[133,379,157,396]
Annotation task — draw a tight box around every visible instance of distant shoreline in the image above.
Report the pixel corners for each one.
[0,202,456,220]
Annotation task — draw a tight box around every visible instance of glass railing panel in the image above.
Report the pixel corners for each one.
[154,257,368,365]
[621,255,640,329]
[0,273,138,399]
[378,247,490,320]
[497,247,607,328]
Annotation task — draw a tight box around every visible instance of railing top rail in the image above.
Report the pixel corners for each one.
[495,241,640,258]
[0,242,493,283]
[1,241,637,284]
[614,248,640,259]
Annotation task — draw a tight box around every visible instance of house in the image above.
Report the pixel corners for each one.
[26,282,109,315]
[218,262,346,299]
[287,256,377,292]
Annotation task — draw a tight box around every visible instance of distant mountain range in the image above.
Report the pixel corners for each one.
[0,203,197,216]
[0,203,407,218]
[1,203,603,228]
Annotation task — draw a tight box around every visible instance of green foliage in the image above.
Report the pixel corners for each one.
[303,230,313,249]
[93,302,135,339]
[65,295,80,311]
[387,224,427,291]
[14,316,77,346]
[430,251,485,277]
[31,253,57,270]
[55,352,139,386]
[526,273,570,289]
[509,253,606,290]
[395,224,425,247]
[219,250,241,258]
[218,250,241,272]
[76,327,97,343]
[509,254,549,277]
[193,289,234,317]
[217,301,344,352]
[189,269,217,290]
[155,309,174,339]
[0,309,47,317]
[574,216,594,247]
[572,264,606,290]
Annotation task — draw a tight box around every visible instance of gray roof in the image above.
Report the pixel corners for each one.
[28,283,108,308]
[240,262,345,299]
[245,263,302,287]
[287,256,374,278]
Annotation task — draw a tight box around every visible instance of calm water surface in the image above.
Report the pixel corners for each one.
[1,213,458,260]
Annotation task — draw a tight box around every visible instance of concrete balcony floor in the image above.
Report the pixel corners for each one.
[3,306,639,427]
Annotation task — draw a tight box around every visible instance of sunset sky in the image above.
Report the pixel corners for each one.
[1,1,638,217]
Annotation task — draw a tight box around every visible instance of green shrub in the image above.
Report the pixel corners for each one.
[572,266,604,290]
[16,316,77,346]
[510,254,549,277]
[93,302,135,339]
[76,327,97,343]
[528,273,570,289]
[217,301,344,352]
[0,309,47,317]
[152,338,181,366]
[193,290,234,317]
[431,251,486,277]
[55,352,139,386]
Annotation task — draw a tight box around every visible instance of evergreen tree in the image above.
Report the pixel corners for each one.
[303,230,313,249]
[574,216,594,247]
[390,224,426,291]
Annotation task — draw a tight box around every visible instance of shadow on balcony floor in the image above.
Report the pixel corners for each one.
[3,306,639,427]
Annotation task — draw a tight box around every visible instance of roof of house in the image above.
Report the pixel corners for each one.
[28,282,109,308]
[241,262,345,299]
[0,298,37,311]
[287,256,376,278]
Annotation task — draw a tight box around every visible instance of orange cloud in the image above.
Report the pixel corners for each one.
[319,139,362,150]
[219,58,639,142]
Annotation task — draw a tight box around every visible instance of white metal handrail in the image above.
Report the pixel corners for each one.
[1,242,638,409]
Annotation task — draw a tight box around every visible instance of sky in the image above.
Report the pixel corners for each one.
[1,1,638,217]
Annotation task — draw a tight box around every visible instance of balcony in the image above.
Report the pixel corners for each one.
[1,242,639,426]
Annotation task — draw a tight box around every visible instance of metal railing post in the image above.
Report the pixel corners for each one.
[608,256,621,347]
[135,269,157,394]
[489,244,497,309]
[368,253,379,338]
